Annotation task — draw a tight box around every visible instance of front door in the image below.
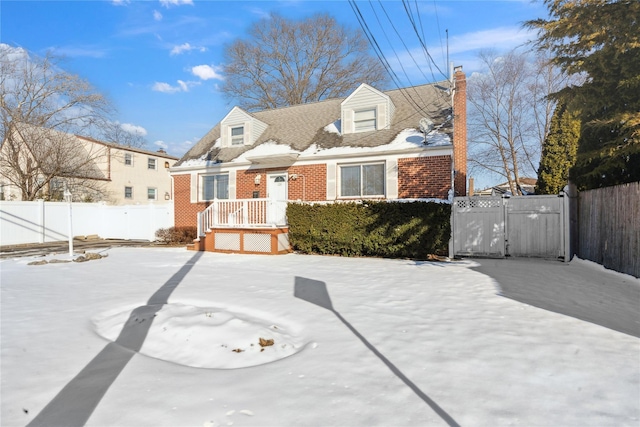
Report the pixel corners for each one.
[267,173,287,225]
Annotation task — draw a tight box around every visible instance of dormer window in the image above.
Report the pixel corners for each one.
[341,83,395,135]
[354,108,377,133]
[219,106,268,147]
[231,126,244,145]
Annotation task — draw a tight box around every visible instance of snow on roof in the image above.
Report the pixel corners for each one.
[178,128,452,168]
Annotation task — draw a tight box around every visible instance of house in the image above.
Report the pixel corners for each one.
[170,66,467,254]
[0,125,178,204]
[475,178,537,196]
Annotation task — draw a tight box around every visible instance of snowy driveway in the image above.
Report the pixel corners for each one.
[1,248,639,427]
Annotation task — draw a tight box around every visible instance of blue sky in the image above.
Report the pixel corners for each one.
[1,0,547,185]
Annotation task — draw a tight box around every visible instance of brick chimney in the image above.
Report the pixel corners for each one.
[453,65,467,196]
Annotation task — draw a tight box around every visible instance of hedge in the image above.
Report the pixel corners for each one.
[287,201,451,259]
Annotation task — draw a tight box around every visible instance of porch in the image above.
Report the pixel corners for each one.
[188,198,290,255]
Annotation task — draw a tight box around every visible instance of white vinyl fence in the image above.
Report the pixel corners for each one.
[0,200,174,246]
[451,194,569,261]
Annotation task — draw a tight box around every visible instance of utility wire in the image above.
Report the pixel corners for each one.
[401,0,448,81]
[349,0,450,120]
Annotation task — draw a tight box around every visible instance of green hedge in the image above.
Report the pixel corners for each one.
[287,201,451,259]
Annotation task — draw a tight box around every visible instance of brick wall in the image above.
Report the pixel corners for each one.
[173,174,208,228]
[398,156,452,199]
[453,66,467,196]
[237,164,327,201]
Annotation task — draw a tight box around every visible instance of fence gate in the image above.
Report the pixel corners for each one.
[452,195,569,260]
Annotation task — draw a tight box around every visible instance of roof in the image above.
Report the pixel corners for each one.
[75,135,179,160]
[176,81,453,167]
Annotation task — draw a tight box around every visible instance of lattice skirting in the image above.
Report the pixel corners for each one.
[192,227,290,255]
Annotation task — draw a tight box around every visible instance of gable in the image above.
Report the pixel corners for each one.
[341,84,395,134]
[220,107,268,147]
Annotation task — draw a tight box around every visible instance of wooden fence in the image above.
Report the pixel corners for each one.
[578,182,639,278]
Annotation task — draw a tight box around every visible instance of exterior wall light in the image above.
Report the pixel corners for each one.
[254,174,261,185]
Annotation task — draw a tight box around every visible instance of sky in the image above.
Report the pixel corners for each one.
[2,247,638,426]
[0,0,548,187]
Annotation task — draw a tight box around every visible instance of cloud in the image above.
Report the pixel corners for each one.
[152,80,199,93]
[191,64,224,81]
[154,140,169,151]
[0,43,28,61]
[152,82,182,94]
[159,0,193,8]
[448,26,536,55]
[111,0,130,5]
[153,10,163,21]
[247,7,271,20]
[49,45,108,59]
[170,42,206,56]
[120,123,148,136]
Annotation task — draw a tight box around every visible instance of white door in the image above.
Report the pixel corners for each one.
[267,173,287,224]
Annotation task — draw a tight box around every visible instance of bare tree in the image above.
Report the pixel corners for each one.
[0,45,113,200]
[222,13,388,111]
[467,49,567,195]
[100,121,147,149]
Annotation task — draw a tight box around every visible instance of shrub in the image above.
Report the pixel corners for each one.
[287,201,451,259]
[155,226,198,244]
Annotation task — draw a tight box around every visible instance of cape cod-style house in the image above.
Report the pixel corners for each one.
[171,66,467,254]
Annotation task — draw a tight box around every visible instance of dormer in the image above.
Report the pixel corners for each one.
[220,106,268,147]
[341,84,395,135]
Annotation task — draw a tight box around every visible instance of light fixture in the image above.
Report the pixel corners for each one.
[254,174,261,185]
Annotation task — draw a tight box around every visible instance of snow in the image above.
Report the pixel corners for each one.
[2,248,638,427]
[179,126,451,168]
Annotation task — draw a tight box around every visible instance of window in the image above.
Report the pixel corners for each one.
[340,163,385,197]
[148,158,157,170]
[124,186,133,199]
[147,187,157,200]
[124,153,133,166]
[354,108,377,132]
[202,174,229,200]
[231,126,244,145]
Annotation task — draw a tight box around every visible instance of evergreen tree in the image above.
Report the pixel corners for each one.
[536,102,580,194]
[527,0,640,189]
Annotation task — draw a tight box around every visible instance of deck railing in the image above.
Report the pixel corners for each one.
[197,198,288,236]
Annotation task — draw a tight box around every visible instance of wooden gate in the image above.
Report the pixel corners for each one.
[452,195,569,260]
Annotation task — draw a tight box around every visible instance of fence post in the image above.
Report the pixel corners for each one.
[562,185,571,262]
[37,198,45,243]
[197,211,202,237]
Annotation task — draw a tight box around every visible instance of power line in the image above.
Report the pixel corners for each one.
[349,0,449,119]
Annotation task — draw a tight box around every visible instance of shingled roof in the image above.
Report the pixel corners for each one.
[176,81,453,167]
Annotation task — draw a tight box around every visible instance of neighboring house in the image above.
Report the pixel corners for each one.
[476,178,537,196]
[0,125,178,204]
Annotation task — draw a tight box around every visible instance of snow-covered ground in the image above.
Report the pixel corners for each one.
[1,247,638,427]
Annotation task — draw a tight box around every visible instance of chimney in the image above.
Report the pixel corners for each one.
[453,65,467,196]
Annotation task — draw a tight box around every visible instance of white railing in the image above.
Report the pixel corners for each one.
[197,198,287,235]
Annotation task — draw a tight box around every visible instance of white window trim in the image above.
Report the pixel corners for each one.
[200,173,230,201]
[353,107,378,133]
[147,187,157,200]
[230,125,245,146]
[124,153,133,166]
[338,161,386,199]
[148,157,157,170]
[124,186,133,199]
